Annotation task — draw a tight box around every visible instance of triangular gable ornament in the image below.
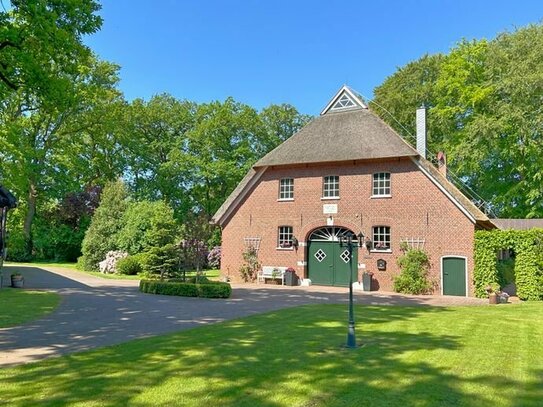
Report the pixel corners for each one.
[320,85,367,115]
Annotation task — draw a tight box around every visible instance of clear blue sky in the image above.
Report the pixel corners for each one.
[85,0,543,115]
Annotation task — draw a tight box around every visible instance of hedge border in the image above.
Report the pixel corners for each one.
[139,279,232,298]
[474,229,543,300]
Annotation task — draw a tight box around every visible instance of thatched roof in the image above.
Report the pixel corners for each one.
[254,108,418,168]
[492,219,543,230]
[212,87,494,227]
[413,158,493,227]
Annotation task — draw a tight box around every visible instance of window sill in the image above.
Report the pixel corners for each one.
[276,247,294,251]
[370,195,392,199]
[321,197,340,201]
[370,249,392,254]
[277,198,294,202]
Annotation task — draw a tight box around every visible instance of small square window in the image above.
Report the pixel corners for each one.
[278,226,293,248]
[372,226,391,251]
[372,172,391,196]
[279,178,294,200]
[323,175,339,198]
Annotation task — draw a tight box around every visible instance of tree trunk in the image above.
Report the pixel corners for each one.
[23,182,37,258]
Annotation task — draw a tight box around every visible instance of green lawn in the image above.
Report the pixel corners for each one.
[0,303,542,406]
[6,261,220,280]
[0,288,61,328]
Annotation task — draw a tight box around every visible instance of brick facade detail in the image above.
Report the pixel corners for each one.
[220,157,476,295]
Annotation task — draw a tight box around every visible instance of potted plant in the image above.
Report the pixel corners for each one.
[11,272,24,288]
[270,267,280,284]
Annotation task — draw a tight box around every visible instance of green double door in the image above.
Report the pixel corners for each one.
[442,257,466,296]
[308,241,357,286]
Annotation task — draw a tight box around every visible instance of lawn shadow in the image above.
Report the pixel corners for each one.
[2,304,540,406]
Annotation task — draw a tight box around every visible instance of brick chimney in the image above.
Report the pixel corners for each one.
[437,151,447,177]
[416,105,427,159]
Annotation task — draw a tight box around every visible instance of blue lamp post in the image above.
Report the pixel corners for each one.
[339,231,364,349]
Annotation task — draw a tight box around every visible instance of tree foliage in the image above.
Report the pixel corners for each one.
[116,200,178,255]
[80,180,128,271]
[373,24,543,217]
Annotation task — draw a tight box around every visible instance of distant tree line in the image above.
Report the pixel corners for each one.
[0,1,311,262]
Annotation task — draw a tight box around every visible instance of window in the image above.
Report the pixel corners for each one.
[279,178,294,200]
[323,175,339,198]
[278,226,293,249]
[331,93,356,110]
[372,172,391,196]
[372,226,391,251]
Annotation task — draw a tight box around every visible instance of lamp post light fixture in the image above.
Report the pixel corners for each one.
[339,231,364,349]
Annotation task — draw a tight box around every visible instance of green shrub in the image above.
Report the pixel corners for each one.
[116,256,142,275]
[474,229,543,300]
[497,258,515,287]
[116,201,178,255]
[139,280,231,298]
[139,244,178,278]
[393,249,432,295]
[80,181,129,271]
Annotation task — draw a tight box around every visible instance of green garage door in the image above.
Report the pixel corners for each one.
[308,239,357,287]
[442,257,466,296]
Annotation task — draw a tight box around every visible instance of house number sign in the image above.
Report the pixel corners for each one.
[323,204,338,214]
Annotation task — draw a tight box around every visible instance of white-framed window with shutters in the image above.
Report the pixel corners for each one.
[372,172,391,197]
[278,178,294,200]
[372,226,391,251]
[322,175,339,199]
[277,226,294,249]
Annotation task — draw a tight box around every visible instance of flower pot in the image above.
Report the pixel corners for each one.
[11,275,24,288]
[488,292,498,305]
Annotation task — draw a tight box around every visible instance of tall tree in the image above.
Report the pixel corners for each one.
[0,0,102,102]
[373,24,543,218]
[0,55,123,255]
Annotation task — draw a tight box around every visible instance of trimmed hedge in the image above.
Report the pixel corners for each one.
[474,229,543,300]
[139,279,232,298]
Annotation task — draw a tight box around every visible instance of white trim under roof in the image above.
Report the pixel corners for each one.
[410,157,476,224]
[320,85,368,115]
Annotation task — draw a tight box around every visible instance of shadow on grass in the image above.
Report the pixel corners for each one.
[1,304,541,406]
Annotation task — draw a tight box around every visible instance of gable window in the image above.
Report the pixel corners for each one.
[278,226,293,249]
[279,178,294,200]
[323,175,339,199]
[372,172,391,197]
[331,93,356,110]
[372,226,391,251]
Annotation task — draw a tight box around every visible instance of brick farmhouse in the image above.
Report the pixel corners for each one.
[212,86,495,296]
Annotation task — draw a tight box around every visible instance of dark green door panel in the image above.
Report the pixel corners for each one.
[308,241,357,287]
[442,257,466,296]
[308,241,334,285]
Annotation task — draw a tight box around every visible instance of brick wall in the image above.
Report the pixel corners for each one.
[220,157,476,295]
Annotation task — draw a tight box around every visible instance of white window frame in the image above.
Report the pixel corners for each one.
[278,178,294,201]
[277,226,294,250]
[371,172,391,198]
[372,226,391,252]
[322,175,340,199]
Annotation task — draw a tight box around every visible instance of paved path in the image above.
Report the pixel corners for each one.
[0,265,486,367]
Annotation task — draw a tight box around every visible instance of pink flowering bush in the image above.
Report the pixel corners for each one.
[98,250,128,274]
[207,246,221,268]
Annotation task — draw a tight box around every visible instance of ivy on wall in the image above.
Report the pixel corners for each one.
[474,229,543,301]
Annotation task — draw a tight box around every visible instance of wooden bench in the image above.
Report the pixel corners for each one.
[258,266,287,285]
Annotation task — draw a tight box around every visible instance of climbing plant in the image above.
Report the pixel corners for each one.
[474,229,543,300]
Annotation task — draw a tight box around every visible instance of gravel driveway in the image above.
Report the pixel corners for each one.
[0,265,485,367]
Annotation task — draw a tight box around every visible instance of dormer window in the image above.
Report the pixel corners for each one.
[372,172,391,197]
